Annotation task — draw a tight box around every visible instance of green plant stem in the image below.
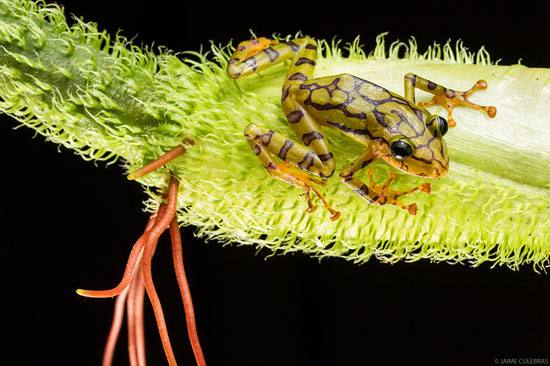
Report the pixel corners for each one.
[1,0,549,271]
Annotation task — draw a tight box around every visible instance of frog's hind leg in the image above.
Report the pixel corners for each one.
[404,73,497,127]
[227,38,300,79]
[227,37,317,81]
[244,123,340,220]
[339,146,431,215]
[227,37,277,78]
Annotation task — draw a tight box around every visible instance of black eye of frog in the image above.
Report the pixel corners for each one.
[389,138,414,159]
[438,116,449,136]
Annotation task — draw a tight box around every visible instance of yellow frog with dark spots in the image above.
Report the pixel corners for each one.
[227,37,496,219]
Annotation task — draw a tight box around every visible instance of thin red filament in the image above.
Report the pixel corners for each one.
[127,215,157,366]
[102,286,129,366]
[127,138,194,180]
[127,256,146,366]
[141,177,180,365]
[78,140,206,365]
[76,233,149,298]
[170,217,207,366]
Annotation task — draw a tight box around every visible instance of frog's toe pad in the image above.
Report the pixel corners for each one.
[420,182,431,194]
[486,105,497,118]
[305,203,318,214]
[329,210,341,221]
[406,203,418,216]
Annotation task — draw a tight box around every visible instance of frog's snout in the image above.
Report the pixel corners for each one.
[419,156,449,179]
[431,159,449,178]
[433,166,446,178]
[428,140,450,178]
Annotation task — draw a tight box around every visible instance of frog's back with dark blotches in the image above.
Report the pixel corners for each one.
[295,74,424,144]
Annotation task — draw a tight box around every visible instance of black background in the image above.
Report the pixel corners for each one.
[5,0,549,365]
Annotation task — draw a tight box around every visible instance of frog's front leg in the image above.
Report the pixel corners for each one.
[404,73,497,127]
[244,123,340,221]
[339,144,431,215]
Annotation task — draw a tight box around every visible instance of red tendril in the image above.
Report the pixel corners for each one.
[76,175,206,366]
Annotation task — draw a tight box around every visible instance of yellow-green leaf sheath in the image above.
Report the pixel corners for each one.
[1,1,548,271]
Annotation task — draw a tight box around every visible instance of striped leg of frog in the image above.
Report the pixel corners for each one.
[339,144,431,215]
[404,73,497,127]
[227,37,311,79]
[244,123,340,220]
[233,38,341,220]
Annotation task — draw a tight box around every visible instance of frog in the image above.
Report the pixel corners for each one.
[227,37,497,220]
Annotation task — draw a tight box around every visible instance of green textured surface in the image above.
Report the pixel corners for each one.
[1,0,549,271]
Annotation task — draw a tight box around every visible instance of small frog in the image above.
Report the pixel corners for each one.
[227,37,496,219]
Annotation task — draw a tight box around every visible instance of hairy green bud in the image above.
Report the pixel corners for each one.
[1,0,549,271]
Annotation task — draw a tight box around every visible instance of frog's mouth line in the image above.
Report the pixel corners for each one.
[375,140,448,178]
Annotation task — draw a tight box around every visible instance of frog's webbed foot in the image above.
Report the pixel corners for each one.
[364,170,431,215]
[417,80,497,127]
[274,161,341,221]
[239,37,277,59]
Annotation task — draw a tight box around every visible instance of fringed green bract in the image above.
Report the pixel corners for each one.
[1,0,549,271]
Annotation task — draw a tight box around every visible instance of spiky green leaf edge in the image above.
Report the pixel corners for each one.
[1,0,548,271]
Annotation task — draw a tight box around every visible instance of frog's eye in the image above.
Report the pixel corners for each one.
[389,137,414,159]
[437,116,449,136]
